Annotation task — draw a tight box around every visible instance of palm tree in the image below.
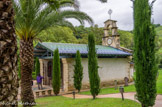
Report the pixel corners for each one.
[13,0,93,105]
[0,0,19,106]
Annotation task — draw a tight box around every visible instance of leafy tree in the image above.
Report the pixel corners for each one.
[74,50,83,92]
[52,48,61,95]
[0,0,18,106]
[118,30,134,49]
[90,25,104,45]
[159,57,162,68]
[88,33,100,99]
[37,26,78,44]
[134,0,158,107]
[74,25,103,45]
[13,0,93,104]
[74,25,89,39]
[155,26,162,37]
[154,24,161,28]
[35,57,40,76]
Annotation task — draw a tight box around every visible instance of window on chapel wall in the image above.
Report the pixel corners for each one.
[48,61,52,77]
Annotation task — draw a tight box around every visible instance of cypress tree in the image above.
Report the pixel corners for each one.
[134,0,158,106]
[35,57,40,76]
[74,50,83,93]
[88,33,100,99]
[52,48,61,96]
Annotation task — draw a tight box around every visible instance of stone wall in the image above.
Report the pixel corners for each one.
[66,58,132,91]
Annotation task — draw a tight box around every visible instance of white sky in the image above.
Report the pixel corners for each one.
[69,0,162,31]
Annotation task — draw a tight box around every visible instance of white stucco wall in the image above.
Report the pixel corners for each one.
[67,58,130,86]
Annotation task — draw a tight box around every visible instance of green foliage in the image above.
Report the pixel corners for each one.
[155,26,162,37]
[74,25,103,45]
[52,48,61,95]
[37,26,78,44]
[91,25,104,45]
[44,0,60,10]
[154,24,161,28]
[73,50,83,92]
[118,30,134,49]
[159,56,162,68]
[88,33,100,99]
[134,0,158,106]
[32,72,36,80]
[35,57,40,76]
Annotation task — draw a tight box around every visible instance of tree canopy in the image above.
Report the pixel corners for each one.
[36,26,78,45]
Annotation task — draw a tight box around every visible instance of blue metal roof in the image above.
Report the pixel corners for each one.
[34,42,132,58]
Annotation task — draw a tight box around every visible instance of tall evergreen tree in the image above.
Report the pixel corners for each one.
[88,33,100,99]
[74,50,83,93]
[52,48,61,96]
[35,57,40,76]
[134,0,158,107]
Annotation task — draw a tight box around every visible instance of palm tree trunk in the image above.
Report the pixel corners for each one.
[0,0,19,106]
[20,40,35,106]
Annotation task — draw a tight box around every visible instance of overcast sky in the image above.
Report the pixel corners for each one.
[69,0,162,31]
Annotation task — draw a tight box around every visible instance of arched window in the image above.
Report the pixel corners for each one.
[48,61,52,77]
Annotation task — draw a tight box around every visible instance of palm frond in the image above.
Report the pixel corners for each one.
[59,0,80,10]
[13,0,93,41]
[58,10,93,25]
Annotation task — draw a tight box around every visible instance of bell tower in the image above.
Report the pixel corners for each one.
[102,10,120,48]
[102,20,120,48]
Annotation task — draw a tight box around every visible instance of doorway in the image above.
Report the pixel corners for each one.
[46,60,64,89]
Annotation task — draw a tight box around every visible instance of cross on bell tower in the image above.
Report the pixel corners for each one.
[102,9,120,48]
[108,9,112,19]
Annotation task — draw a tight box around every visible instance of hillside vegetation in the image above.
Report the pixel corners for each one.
[155,26,162,54]
[36,25,162,54]
[156,26,162,37]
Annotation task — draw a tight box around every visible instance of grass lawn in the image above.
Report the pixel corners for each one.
[80,85,135,95]
[80,69,162,95]
[31,96,140,107]
[157,69,162,94]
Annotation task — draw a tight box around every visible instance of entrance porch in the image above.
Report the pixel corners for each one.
[39,58,69,92]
